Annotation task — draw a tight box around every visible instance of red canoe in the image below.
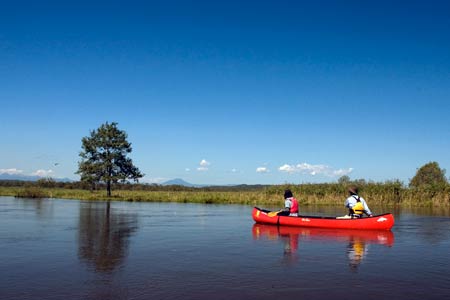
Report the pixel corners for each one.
[252,207,394,230]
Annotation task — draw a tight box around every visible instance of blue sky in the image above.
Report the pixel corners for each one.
[1,1,449,185]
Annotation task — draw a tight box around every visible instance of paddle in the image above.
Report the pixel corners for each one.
[268,210,281,217]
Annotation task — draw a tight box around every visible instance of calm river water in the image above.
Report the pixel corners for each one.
[1,196,449,300]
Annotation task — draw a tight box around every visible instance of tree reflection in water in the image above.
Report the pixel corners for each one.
[78,202,138,273]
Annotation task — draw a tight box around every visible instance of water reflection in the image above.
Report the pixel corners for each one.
[347,239,367,272]
[14,198,54,219]
[276,226,300,265]
[78,202,138,273]
[252,224,394,271]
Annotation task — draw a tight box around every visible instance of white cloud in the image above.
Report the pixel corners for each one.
[278,162,353,177]
[199,159,210,167]
[231,168,237,173]
[279,164,296,173]
[197,159,210,171]
[0,168,24,175]
[185,168,191,172]
[333,168,354,176]
[256,167,269,173]
[31,169,54,177]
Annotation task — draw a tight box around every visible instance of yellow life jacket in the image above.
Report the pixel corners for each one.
[353,202,365,214]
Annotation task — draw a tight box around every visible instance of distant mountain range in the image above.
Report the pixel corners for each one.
[0,174,207,186]
[161,178,205,187]
[0,174,260,188]
[0,173,73,182]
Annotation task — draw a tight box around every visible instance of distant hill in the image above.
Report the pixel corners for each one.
[0,173,72,182]
[161,178,203,187]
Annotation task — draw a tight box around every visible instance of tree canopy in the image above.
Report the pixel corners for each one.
[337,175,351,185]
[409,161,447,188]
[76,122,143,196]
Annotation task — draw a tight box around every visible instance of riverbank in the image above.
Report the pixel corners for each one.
[1,184,449,207]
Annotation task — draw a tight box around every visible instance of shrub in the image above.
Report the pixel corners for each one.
[410,162,447,187]
[16,186,48,198]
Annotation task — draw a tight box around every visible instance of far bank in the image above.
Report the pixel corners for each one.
[0,181,448,207]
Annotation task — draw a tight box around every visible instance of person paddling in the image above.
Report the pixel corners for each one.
[277,189,299,217]
[345,186,373,218]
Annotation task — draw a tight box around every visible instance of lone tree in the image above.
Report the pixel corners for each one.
[409,161,447,188]
[338,175,351,185]
[77,122,143,196]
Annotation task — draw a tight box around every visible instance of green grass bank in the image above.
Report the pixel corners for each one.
[1,181,449,207]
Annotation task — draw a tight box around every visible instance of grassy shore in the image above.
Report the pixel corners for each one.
[1,183,449,207]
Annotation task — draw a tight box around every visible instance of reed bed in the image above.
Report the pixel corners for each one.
[1,182,449,207]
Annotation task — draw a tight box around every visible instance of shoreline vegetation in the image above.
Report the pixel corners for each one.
[1,180,449,208]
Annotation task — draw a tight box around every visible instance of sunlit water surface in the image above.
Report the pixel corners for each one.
[1,197,449,300]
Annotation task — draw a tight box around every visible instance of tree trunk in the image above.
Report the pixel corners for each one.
[107,180,111,197]
[107,164,112,197]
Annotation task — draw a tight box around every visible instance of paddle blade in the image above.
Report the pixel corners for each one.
[268,211,279,217]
